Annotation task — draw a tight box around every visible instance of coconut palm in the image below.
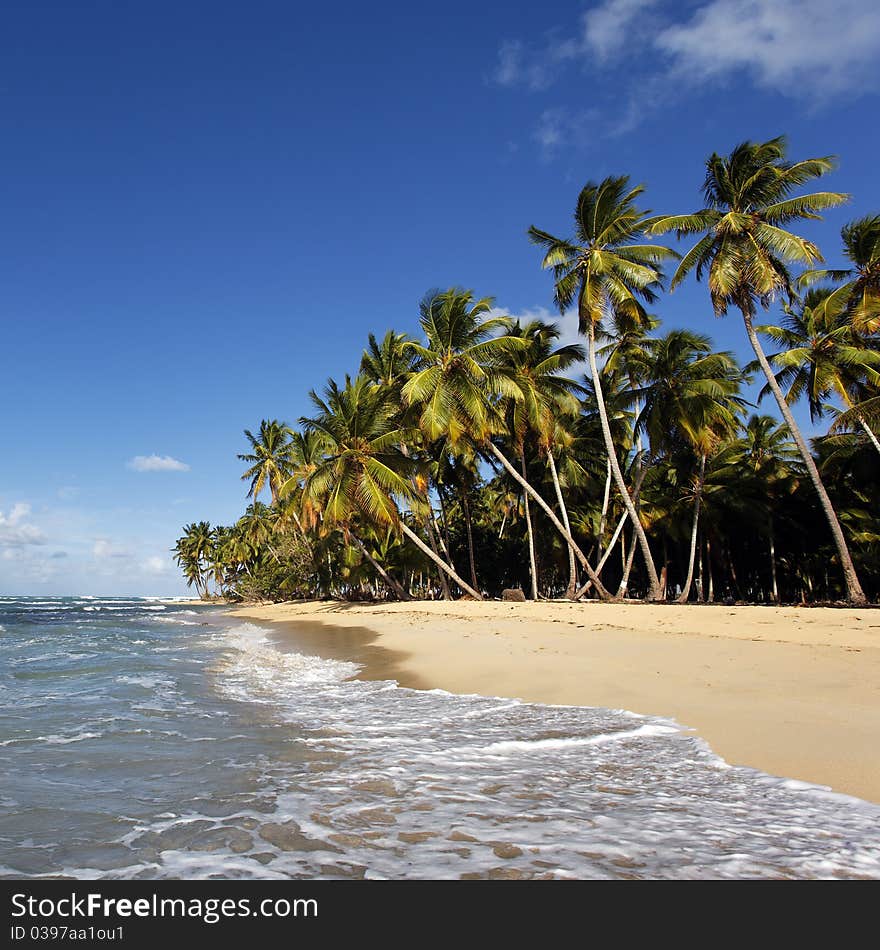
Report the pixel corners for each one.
[238,419,294,506]
[754,287,880,457]
[646,136,866,604]
[403,288,614,599]
[529,176,678,600]
[301,374,482,599]
[801,214,880,334]
[172,521,215,598]
[501,319,586,598]
[715,415,800,601]
[634,331,746,601]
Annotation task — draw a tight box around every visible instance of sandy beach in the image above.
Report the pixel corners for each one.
[229,599,880,804]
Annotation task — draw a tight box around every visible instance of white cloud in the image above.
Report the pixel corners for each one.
[0,503,46,547]
[583,0,661,60]
[93,538,130,559]
[494,0,880,147]
[656,0,880,94]
[488,305,586,355]
[142,555,171,575]
[127,454,190,473]
[534,109,564,153]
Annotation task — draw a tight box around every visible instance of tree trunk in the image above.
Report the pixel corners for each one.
[742,309,866,605]
[618,525,639,598]
[769,520,779,604]
[485,441,614,601]
[857,416,880,458]
[498,512,508,539]
[461,490,479,592]
[400,522,482,600]
[706,537,714,602]
[425,517,452,600]
[587,322,662,599]
[697,533,705,602]
[597,458,612,552]
[547,450,578,599]
[677,454,706,604]
[520,450,539,600]
[578,463,648,598]
[352,535,412,601]
[575,510,626,598]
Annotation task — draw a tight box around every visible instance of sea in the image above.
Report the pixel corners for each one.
[1,596,878,880]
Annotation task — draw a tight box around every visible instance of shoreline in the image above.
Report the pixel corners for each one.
[228,599,880,804]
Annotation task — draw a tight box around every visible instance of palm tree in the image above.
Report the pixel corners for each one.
[646,136,866,604]
[172,521,215,598]
[301,374,482,599]
[361,329,416,395]
[634,330,745,601]
[238,419,294,506]
[801,214,880,334]
[501,319,585,598]
[717,415,800,601]
[403,288,614,599]
[755,287,880,457]
[529,176,678,600]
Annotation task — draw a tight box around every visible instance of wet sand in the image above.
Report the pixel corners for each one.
[229,599,880,804]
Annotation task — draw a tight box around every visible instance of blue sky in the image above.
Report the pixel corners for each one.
[2,0,879,595]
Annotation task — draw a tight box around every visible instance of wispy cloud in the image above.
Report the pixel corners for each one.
[93,538,130,559]
[127,454,190,473]
[142,555,171,575]
[487,305,585,355]
[0,503,46,547]
[656,0,880,95]
[492,0,880,149]
[582,0,661,61]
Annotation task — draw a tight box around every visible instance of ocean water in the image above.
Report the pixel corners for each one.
[0,596,878,880]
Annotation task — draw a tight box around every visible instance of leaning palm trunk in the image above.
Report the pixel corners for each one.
[768,522,779,604]
[423,516,452,600]
[352,535,411,601]
[399,522,481,600]
[742,310,866,605]
[577,463,647,598]
[618,528,639,598]
[461,491,480,591]
[597,459,612,557]
[587,323,662,600]
[484,442,614,601]
[520,450,539,600]
[677,454,706,603]
[857,416,880,458]
[546,450,577,599]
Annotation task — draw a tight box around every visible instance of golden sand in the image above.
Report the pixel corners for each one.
[229,599,880,803]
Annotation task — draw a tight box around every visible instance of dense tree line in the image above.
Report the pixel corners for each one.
[175,139,879,605]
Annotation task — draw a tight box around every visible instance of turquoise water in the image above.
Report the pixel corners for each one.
[1,596,879,879]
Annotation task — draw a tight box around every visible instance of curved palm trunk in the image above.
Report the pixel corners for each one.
[520,450,539,600]
[485,442,614,601]
[857,416,880,458]
[769,521,779,604]
[576,509,626,598]
[597,458,612,556]
[546,450,577,599]
[461,490,480,591]
[618,527,639,598]
[677,454,706,604]
[425,517,452,600]
[577,463,648,598]
[587,322,662,600]
[352,535,412,601]
[400,522,482,600]
[742,310,866,605]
